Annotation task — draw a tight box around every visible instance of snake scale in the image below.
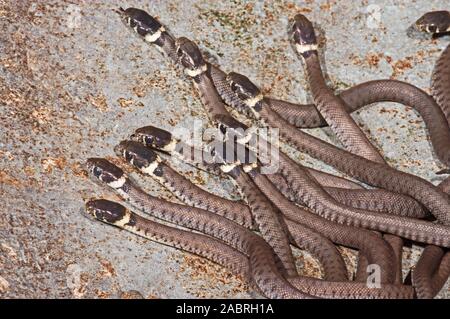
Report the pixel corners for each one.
[83,8,450,298]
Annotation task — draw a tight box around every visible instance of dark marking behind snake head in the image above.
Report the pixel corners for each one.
[226,72,263,112]
[116,7,163,38]
[85,158,125,184]
[86,199,135,226]
[131,126,173,150]
[175,37,206,74]
[415,11,450,34]
[115,141,159,171]
[215,114,249,137]
[291,14,317,57]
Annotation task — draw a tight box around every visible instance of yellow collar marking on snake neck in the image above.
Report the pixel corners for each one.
[163,138,178,153]
[185,64,208,77]
[245,94,263,108]
[242,163,257,173]
[108,176,127,189]
[141,157,161,175]
[295,43,318,54]
[113,210,132,227]
[220,163,238,173]
[144,26,166,43]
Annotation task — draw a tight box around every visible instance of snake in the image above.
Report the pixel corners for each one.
[291,14,385,164]
[417,11,450,127]
[409,11,450,299]
[85,199,253,283]
[169,37,300,275]
[164,35,430,219]
[125,125,406,284]
[85,199,414,298]
[222,71,450,245]
[107,140,417,298]
[114,139,348,281]
[114,140,298,278]
[104,7,450,297]
[85,157,311,298]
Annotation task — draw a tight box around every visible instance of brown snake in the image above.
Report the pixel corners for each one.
[115,21,413,289]
[80,8,450,298]
[85,199,253,282]
[126,126,402,285]
[223,71,450,245]
[85,199,414,298]
[115,139,349,282]
[137,23,414,286]
[109,140,417,297]
[85,158,311,298]
[291,14,385,164]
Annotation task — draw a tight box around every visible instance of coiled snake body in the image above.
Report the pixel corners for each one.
[83,8,450,298]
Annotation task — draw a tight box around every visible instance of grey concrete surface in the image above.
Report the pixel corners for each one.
[0,0,449,298]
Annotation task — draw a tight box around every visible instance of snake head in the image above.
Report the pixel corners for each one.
[175,37,207,77]
[86,199,134,226]
[291,14,318,57]
[130,126,174,151]
[226,72,263,114]
[114,141,162,176]
[414,11,450,34]
[116,7,164,42]
[85,158,126,188]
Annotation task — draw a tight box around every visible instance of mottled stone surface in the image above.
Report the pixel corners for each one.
[0,0,448,298]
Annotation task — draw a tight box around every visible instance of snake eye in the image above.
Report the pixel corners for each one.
[230,82,238,93]
[124,151,133,163]
[129,19,137,28]
[219,123,227,135]
[177,48,183,57]
[144,136,154,146]
[427,24,437,33]
[92,166,102,178]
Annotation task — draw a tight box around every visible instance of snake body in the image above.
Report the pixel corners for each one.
[85,158,311,298]
[86,199,415,298]
[266,173,428,219]
[80,8,450,298]
[123,128,350,282]
[224,72,450,244]
[86,199,253,282]
[292,14,385,164]
[268,80,450,167]
[126,126,404,284]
